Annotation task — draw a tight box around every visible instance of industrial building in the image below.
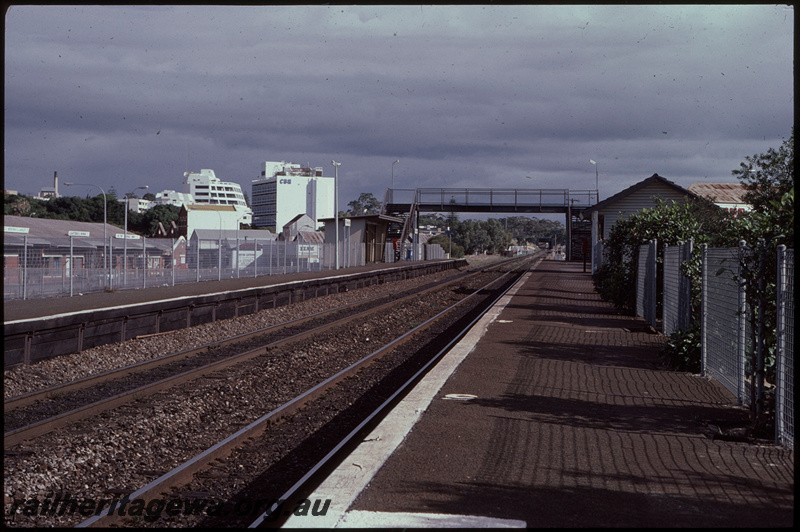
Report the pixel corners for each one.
[177,204,249,239]
[250,161,335,231]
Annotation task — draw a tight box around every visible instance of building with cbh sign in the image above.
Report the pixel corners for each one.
[251,161,335,231]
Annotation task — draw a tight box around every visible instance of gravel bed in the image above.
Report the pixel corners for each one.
[3,266,515,527]
[3,270,460,399]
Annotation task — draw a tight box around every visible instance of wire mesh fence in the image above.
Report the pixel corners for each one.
[662,240,693,336]
[701,244,751,405]
[4,237,445,301]
[775,246,794,449]
[636,240,657,327]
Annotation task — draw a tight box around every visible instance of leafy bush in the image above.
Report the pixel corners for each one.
[658,322,702,373]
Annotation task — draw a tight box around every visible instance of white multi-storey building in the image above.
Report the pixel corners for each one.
[250,161,335,230]
[121,197,155,213]
[154,190,195,208]
[181,169,251,225]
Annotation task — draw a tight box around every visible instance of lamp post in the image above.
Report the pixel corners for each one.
[124,186,148,287]
[332,160,341,269]
[589,159,598,201]
[64,182,108,284]
[392,159,399,191]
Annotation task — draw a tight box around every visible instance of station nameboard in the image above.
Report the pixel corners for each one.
[4,226,30,234]
[68,231,90,237]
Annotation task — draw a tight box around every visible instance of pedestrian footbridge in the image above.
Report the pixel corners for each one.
[381,188,598,261]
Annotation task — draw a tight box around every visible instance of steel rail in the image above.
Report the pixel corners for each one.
[4,280,420,414]
[76,255,538,528]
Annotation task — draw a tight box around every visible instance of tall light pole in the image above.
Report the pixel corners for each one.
[589,159,598,201]
[332,160,341,269]
[124,186,148,286]
[392,159,399,190]
[64,182,108,283]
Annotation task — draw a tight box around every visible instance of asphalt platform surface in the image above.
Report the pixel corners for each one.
[287,260,794,528]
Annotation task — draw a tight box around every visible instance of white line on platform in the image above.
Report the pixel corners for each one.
[334,510,526,528]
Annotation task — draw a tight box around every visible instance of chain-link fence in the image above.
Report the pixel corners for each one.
[4,236,444,301]
[701,243,751,405]
[775,246,794,449]
[662,240,693,336]
[636,240,657,327]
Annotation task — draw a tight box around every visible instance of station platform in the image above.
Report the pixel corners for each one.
[285,260,795,528]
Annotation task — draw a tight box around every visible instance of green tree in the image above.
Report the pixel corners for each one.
[346,192,381,216]
[732,130,794,215]
[4,194,32,216]
[137,204,181,236]
[427,233,464,258]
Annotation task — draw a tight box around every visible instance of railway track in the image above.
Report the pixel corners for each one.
[4,253,542,528]
[4,257,522,442]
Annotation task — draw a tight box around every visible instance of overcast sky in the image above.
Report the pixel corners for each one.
[4,4,794,218]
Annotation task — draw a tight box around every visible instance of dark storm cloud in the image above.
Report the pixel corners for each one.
[4,4,794,210]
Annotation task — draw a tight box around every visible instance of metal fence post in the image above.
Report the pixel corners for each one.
[254,238,258,278]
[109,235,114,291]
[22,233,28,300]
[648,239,657,327]
[700,243,708,376]
[171,238,175,287]
[755,238,766,415]
[737,240,748,404]
[774,244,794,449]
[143,236,147,289]
[196,237,200,283]
[679,239,693,331]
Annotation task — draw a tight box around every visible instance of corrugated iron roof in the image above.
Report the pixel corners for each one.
[687,182,749,205]
[297,231,324,244]
[4,215,120,239]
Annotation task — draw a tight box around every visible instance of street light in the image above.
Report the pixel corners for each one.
[332,160,341,269]
[392,159,399,190]
[124,186,148,287]
[64,182,108,284]
[589,159,599,200]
